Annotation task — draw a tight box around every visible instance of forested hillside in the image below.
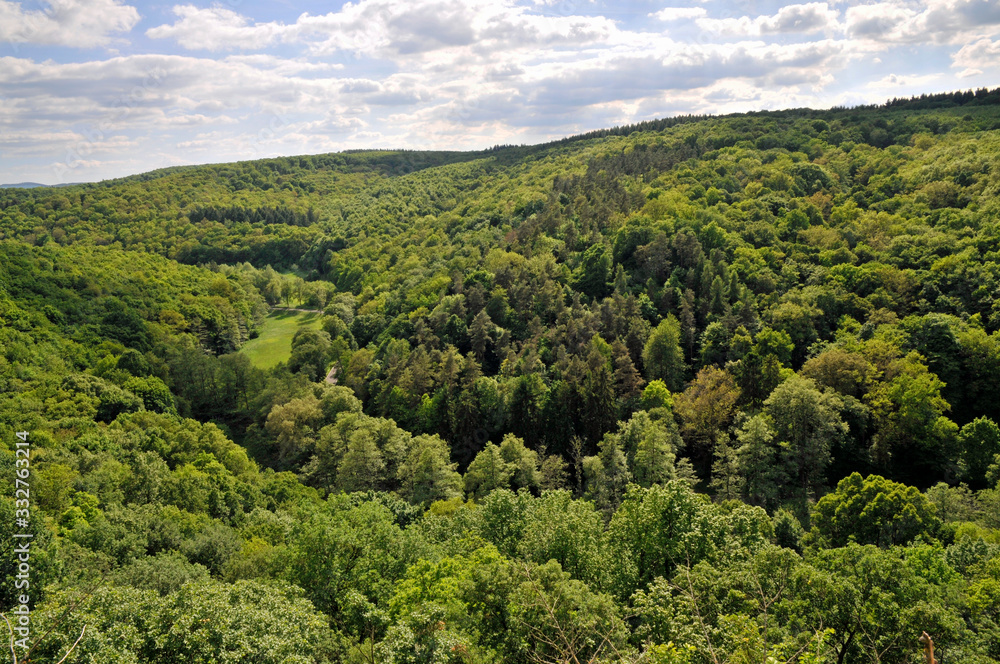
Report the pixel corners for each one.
[3,89,1000,663]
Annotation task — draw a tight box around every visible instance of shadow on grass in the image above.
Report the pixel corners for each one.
[268,310,322,323]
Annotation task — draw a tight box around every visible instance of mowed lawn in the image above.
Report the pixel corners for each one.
[242,309,323,369]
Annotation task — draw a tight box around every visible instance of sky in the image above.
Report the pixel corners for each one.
[0,0,999,184]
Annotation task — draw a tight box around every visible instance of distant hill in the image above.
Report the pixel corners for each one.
[0,181,84,189]
[0,182,48,188]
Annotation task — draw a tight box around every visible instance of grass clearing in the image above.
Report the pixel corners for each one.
[242,309,324,369]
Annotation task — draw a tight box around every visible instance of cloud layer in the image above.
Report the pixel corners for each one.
[0,0,139,47]
[0,0,997,183]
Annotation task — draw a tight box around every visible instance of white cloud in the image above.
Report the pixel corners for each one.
[846,0,1000,45]
[0,0,139,48]
[697,3,841,37]
[0,54,340,129]
[844,3,914,42]
[4,0,999,184]
[650,7,707,21]
[951,37,1000,77]
[865,73,942,88]
[146,0,620,59]
[146,5,286,51]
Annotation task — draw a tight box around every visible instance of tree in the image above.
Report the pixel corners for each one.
[580,340,619,445]
[734,415,785,511]
[509,560,629,664]
[398,434,463,505]
[264,394,323,466]
[866,352,958,486]
[633,424,678,488]
[605,482,725,599]
[124,376,176,414]
[508,373,547,447]
[801,347,873,398]
[94,381,145,423]
[499,433,541,492]
[574,244,612,300]
[517,491,605,585]
[381,549,498,663]
[674,366,740,476]
[308,411,411,492]
[100,297,151,351]
[469,309,495,364]
[584,437,632,514]
[643,315,686,391]
[729,327,790,407]
[612,337,645,405]
[117,348,151,376]
[802,544,955,664]
[710,434,743,501]
[772,509,804,552]
[959,417,1000,489]
[699,321,731,367]
[764,374,846,498]
[289,499,412,640]
[640,379,674,413]
[288,329,333,382]
[465,442,514,499]
[612,410,681,488]
[337,430,387,492]
[808,473,941,548]
[29,580,337,664]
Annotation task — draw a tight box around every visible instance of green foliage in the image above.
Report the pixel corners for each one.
[573,243,613,300]
[464,442,513,500]
[398,435,463,505]
[960,417,1000,489]
[644,315,686,391]
[289,498,415,639]
[31,580,337,664]
[5,97,1000,663]
[764,374,847,498]
[809,472,941,548]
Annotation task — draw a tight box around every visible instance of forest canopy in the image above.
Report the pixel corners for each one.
[2,89,1000,663]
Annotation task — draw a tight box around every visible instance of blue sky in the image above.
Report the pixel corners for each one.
[1,0,998,184]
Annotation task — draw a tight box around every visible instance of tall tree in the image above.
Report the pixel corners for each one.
[735,414,785,511]
[643,314,686,391]
[465,442,514,500]
[764,374,847,499]
[397,434,463,505]
[674,366,740,477]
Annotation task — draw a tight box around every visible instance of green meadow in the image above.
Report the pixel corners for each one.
[241,309,323,368]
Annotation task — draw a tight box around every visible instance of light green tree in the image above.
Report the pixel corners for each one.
[643,315,686,391]
[398,434,463,505]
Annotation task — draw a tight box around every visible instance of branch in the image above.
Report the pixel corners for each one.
[23,569,106,664]
[1,615,15,664]
[54,625,86,664]
[671,559,722,664]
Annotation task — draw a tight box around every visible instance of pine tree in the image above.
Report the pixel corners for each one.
[465,442,514,499]
[642,315,686,392]
[470,309,494,363]
[633,426,676,488]
[612,338,645,402]
[710,433,743,501]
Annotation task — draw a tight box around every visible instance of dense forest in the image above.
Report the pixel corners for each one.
[2,89,1000,663]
